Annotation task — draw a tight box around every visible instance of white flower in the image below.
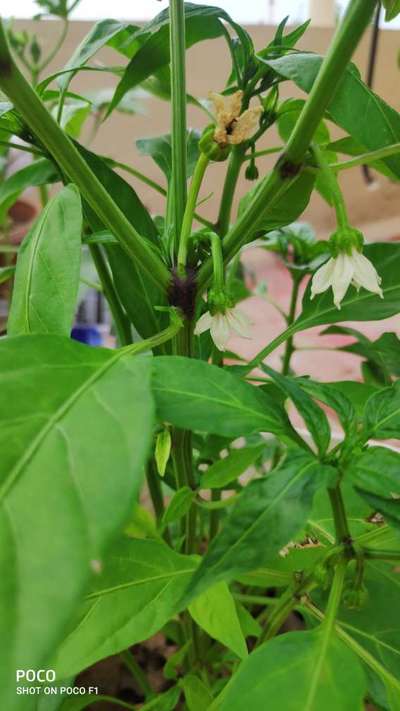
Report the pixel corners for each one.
[194,306,252,351]
[210,90,263,146]
[311,248,383,309]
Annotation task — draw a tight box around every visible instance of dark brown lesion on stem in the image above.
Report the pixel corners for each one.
[0,58,13,77]
[276,154,303,179]
[168,267,197,320]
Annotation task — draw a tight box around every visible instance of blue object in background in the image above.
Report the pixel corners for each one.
[71,324,103,346]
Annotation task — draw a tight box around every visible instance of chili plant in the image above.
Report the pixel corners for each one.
[0,1,400,709]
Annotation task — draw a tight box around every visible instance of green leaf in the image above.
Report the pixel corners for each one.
[181,674,214,711]
[136,129,200,181]
[52,537,196,679]
[297,379,356,435]
[75,143,166,339]
[363,380,400,440]
[56,100,91,139]
[215,629,366,711]
[296,243,400,329]
[383,0,400,21]
[152,356,296,440]
[58,19,129,91]
[0,158,58,220]
[161,486,195,528]
[239,169,315,239]
[262,366,331,456]
[184,448,334,601]
[266,53,400,179]
[108,3,251,114]
[0,337,153,709]
[0,265,15,284]
[326,561,400,708]
[350,447,400,530]
[8,185,82,337]
[189,581,247,659]
[200,444,265,489]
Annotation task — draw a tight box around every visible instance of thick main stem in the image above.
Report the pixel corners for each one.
[169,0,188,252]
[197,0,378,291]
[216,145,245,236]
[0,19,170,291]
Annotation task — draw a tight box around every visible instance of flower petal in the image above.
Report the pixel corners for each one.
[194,311,213,336]
[227,307,252,338]
[331,253,354,309]
[310,258,335,299]
[210,313,231,351]
[351,249,383,298]
[229,107,263,144]
[210,90,243,126]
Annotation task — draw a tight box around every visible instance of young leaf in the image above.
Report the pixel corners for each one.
[184,448,334,602]
[215,629,366,711]
[0,158,58,219]
[363,380,400,440]
[200,444,265,489]
[108,4,253,114]
[296,243,400,329]
[136,129,200,181]
[265,53,400,179]
[152,356,297,440]
[350,447,400,530]
[8,185,82,337]
[161,486,195,528]
[181,674,214,711]
[58,19,129,91]
[262,365,331,456]
[0,337,154,709]
[52,537,197,680]
[189,582,247,659]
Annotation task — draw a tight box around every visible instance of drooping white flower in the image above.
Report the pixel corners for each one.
[311,247,383,309]
[210,90,263,146]
[194,306,252,351]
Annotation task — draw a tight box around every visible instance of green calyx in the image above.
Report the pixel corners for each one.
[328,227,364,257]
[199,125,231,162]
[208,288,232,315]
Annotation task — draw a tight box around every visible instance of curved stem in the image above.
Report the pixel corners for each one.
[331,142,400,172]
[178,152,209,268]
[246,323,299,372]
[282,274,302,375]
[216,145,245,236]
[314,143,349,229]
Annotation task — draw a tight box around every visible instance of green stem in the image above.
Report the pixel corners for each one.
[120,650,153,699]
[324,560,346,632]
[355,524,389,547]
[89,244,132,347]
[145,460,165,523]
[209,231,225,292]
[362,547,400,562]
[244,146,283,161]
[169,0,188,251]
[246,323,298,372]
[197,0,378,290]
[234,593,278,607]
[216,145,245,236]
[0,21,170,291]
[120,310,183,358]
[0,139,43,156]
[313,143,349,229]
[328,485,353,549]
[281,274,302,375]
[331,142,400,171]
[178,152,209,268]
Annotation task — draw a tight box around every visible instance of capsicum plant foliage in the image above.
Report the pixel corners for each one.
[0,1,400,709]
